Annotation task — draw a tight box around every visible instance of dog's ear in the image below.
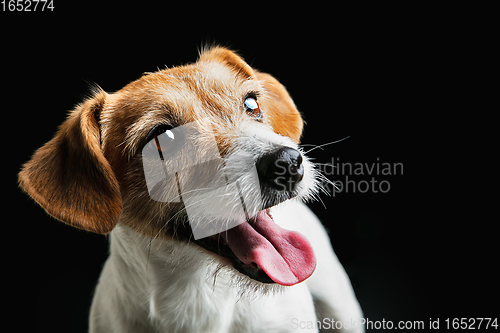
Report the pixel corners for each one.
[198,46,256,79]
[18,90,122,234]
[255,71,304,143]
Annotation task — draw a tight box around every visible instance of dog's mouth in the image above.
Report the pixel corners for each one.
[193,209,316,286]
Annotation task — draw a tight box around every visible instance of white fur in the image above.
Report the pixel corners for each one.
[90,201,363,333]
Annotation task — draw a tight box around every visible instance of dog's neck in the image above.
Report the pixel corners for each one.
[107,224,249,332]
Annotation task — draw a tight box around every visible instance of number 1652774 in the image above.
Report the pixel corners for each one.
[2,0,54,11]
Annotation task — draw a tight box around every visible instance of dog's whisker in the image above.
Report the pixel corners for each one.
[314,162,337,167]
[316,192,328,210]
[145,237,153,272]
[302,136,351,155]
[317,173,337,187]
[138,201,169,236]
[152,210,181,240]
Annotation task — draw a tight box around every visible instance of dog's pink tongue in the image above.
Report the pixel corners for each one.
[221,211,316,286]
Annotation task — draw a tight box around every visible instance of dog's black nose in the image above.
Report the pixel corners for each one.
[256,147,304,192]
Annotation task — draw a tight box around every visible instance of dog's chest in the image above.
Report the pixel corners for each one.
[146,269,310,332]
[148,274,316,332]
[148,273,237,332]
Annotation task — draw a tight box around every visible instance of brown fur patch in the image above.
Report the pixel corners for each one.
[18,90,122,234]
[256,71,303,143]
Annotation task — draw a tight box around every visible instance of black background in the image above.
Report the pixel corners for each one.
[5,6,497,333]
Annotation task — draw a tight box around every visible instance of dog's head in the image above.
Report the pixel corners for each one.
[19,47,319,286]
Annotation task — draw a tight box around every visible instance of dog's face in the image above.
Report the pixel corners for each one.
[19,47,319,286]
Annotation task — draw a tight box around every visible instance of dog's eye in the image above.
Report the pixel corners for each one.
[244,97,262,120]
[146,126,176,154]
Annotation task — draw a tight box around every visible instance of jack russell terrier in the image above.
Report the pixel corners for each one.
[19,47,363,332]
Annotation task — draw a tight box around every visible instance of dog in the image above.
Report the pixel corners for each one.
[19,47,363,333]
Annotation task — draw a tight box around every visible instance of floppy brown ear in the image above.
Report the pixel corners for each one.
[18,90,122,234]
[255,71,304,143]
